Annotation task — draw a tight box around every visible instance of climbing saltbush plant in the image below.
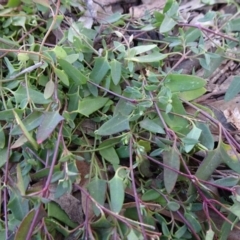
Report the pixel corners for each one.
[1,0,240,239]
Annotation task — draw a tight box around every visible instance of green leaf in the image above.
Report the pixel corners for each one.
[109,174,125,213]
[206,229,214,240]
[8,193,29,221]
[89,57,110,84]
[33,0,50,7]
[183,126,202,153]
[142,189,160,201]
[47,202,77,228]
[53,45,67,59]
[16,164,25,195]
[114,99,135,116]
[179,87,206,101]
[100,12,122,23]
[0,109,23,121]
[44,79,54,99]
[130,44,157,55]
[185,28,202,44]
[184,212,202,233]
[196,122,214,150]
[14,85,51,105]
[220,213,237,240]
[160,15,177,33]
[110,60,122,85]
[167,201,180,211]
[6,0,21,7]
[214,176,239,187]
[195,149,222,181]
[0,148,7,168]
[77,97,109,117]
[163,148,180,193]
[54,67,69,86]
[14,209,35,240]
[224,76,240,102]
[36,111,64,144]
[0,123,5,148]
[228,17,240,32]
[139,118,165,134]
[174,225,187,239]
[229,201,240,218]
[98,137,122,149]
[165,74,206,92]
[162,221,170,236]
[99,147,119,165]
[13,111,38,150]
[11,111,43,135]
[88,178,107,216]
[126,53,167,63]
[220,143,240,174]
[58,59,87,85]
[95,114,130,136]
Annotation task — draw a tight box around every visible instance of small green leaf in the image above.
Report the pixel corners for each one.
[95,114,130,136]
[0,109,23,121]
[100,12,122,23]
[54,67,69,86]
[126,53,167,63]
[14,210,35,240]
[16,164,25,195]
[220,213,237,240]
[179,87,206,101]
[183,126,202,153]
[13,111,38,150]
[110,60,122,85]
[214,176,239,187]
[44,79,54,99]
[33,0,50,7]
[58,59,87,85]
[47,202,77,228]
[142,189,160,201]
[14,85,51,105]
[99,147,119,165]
[184,212,202,233]
[109,174,124,213]
[88,178,107,216]
[228,17,240,32]
[163,148,180,194]
[185,28,202,44]
[78,97,109,117]
[167,201,180,211]
[6,0,21,7]
[89,57,110,84]
[140,118,165,134]
[11,111,43,135]
[206,229,215,240]
[197,122,214,150]
[0,148,7,168]
[0,124,5,148]
[225,76,240,102]
[195,149,222,181]
[165,74,206,92]
[36,111,64,144]
[130,44,157,55]
[160,15,177,33]
[174,225,187,239]
[53,45,67,59]
[162,221,170,236]
[8,193,29,221]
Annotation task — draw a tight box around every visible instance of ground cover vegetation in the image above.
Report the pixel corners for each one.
[1,0,240,239]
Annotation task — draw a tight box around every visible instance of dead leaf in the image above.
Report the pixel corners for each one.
[223,108,240,130]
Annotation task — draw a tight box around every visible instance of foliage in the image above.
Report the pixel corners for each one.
[1,0,240,239]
